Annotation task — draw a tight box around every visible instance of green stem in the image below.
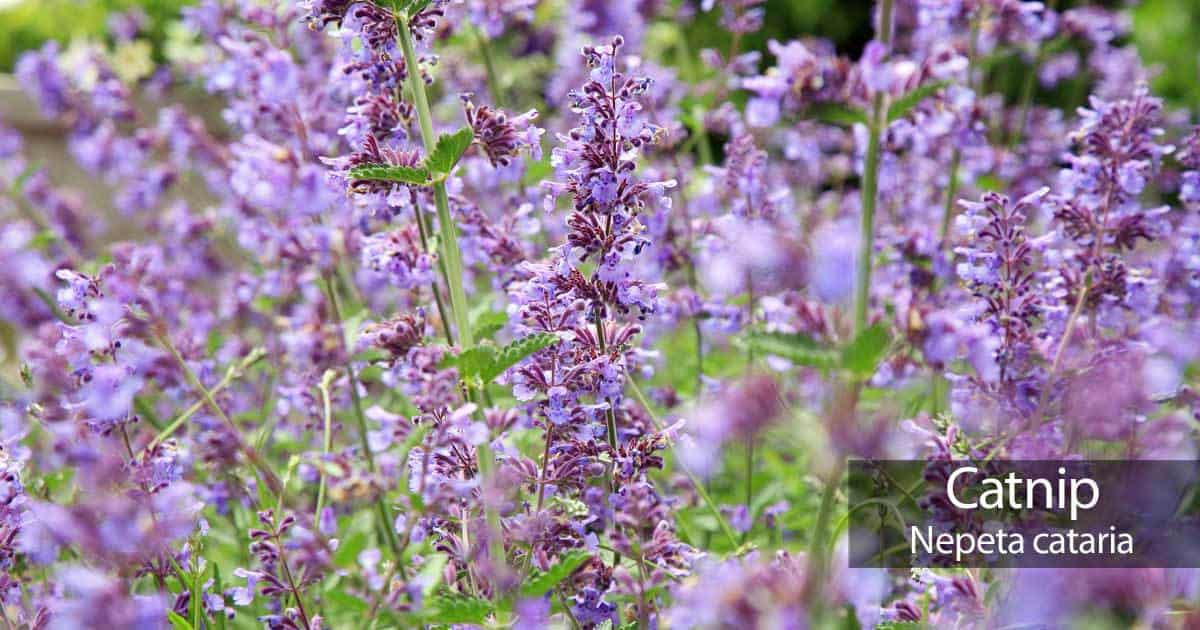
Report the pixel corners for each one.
[595,315,621,567]
[627,379,739,548]
[314,369,335,531]
[397,10,505,582]
[856,98,884,337]
[856,0,895,336]
[471,25,503,106]
[409,190,455,344]
[319,274,402,561]
[148,347,266,451]
[940,148,962,244]
[153,326,282,497]
[397,14,473,351]
[806,470,841,614]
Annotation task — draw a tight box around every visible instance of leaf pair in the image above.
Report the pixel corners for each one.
[745,323,891,378]
[348,127,474,186]
[807,80,949,128]
[444,332,560,386]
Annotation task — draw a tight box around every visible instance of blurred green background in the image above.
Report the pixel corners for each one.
[0,0,1196,110]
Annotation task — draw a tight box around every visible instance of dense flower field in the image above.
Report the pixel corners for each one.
[1,0,1198,627]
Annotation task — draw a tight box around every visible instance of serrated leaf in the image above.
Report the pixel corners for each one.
[807,103,869,127]
[471,310,508,341]
[886,80,949,123]
[481,333,559,383]
[451,344,498,382]
[521,550,591,598]
[167,612,194,630]
[449,333,559,385]
[348,164,430,186]
[841,324,891,376]
[745,332,839,369]
[420,596,493,625]
[426,127,474,174]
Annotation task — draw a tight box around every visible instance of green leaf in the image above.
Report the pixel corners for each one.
[807,103,869,127]
[348,164,430,186]
[521,550,591,598]
[745,332,839,369]
[426,127,474,174]
[324,590,369,614]
[420,596,493,625]
[840,324,891,377]
[886,80,949,123]
[396,0,433,16]
[448,333,560,385]
[334,530,368,567]
[451,345,497,382]
[167,611,195,630]
[482,332,559,383]
[417,554,449,600]
[470,310,508,341]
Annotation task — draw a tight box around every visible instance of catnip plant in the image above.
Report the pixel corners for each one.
[0,0,1197,628]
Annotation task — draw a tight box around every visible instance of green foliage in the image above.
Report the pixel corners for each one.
[388,0,433,18]
[1133,0,1200,110]
[806,103,869,128]
[427,127,474,175]
[419,595,494,625]
[0,0,193,72]
[470,309,508,341]
[743,323,890,377]
[841,324,891,377]
[348,164,431,186]
[887,80,950,123]
[745,331,839,370]
[446,332,559,386]
[520,550,592,598]
[166,611,193,630]
[416,554,450,600]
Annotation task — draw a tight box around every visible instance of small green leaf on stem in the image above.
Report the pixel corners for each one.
[420,596,494,625]
[520,550,591,598]
[426,127,474,175]
[841,323,891,377]
[348,164,431,186]
[166,612,194,630]
[744,332,838,370]
[886,80,949,123]
[806,103,869,127]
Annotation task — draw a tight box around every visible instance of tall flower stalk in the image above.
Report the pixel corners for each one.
[393,4,507,582]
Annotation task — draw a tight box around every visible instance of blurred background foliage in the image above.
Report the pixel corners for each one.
[0,0,1196,109]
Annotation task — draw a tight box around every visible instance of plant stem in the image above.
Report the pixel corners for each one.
[595,317,619,458]
[152,326,282,496]
[148,347,266,451]
[471,25,503,106]
[627,379,739,548]
[855,0,894,336]
[396,15,473,351]
[409,190,455,345]
[396,9,506,582]
[318,274,402,559]
[314,369,335,532]
[594,314,621,568]
[743,271,755,533]
[940,148,962,244]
